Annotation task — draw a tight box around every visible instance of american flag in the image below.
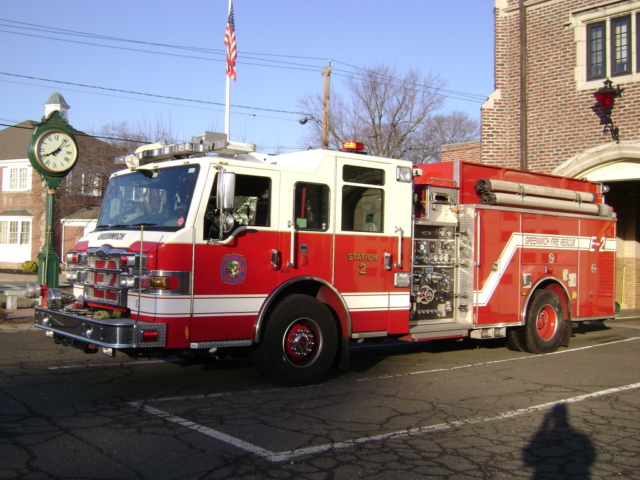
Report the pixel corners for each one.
[224,2,237,81]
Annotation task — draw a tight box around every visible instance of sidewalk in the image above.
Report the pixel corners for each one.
[0,272,66,331]
[616,307,640,319]
[0,272,70,290]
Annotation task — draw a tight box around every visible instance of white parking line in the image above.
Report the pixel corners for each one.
[139,337,640,404]
[131,382,640,463]
[128,337,640,462]
[129,402,274,458]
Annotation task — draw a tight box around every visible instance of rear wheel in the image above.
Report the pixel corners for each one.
[522,290,565,354]
[253,294,338,385]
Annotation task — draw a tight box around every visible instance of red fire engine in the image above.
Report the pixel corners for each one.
[35,133,616,384]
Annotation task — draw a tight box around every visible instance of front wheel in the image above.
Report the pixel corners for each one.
[252,294,338,385]
[522,290,565,354]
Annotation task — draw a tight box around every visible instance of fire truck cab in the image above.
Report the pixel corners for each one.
[35,133,616,384]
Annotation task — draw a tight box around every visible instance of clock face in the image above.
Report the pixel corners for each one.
[36,130,78,173]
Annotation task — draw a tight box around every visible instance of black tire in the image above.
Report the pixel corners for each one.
[252,294,338,385]
[505,327,526,352]
[522,290,565,354]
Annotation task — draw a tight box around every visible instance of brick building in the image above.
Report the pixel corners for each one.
[0,93,114,270]
[440,141,482,163]
[475,0,640,307]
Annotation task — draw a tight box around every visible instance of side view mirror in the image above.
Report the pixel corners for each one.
[216,172,236,212]
[222,213,235,233]
[216,172,236,239]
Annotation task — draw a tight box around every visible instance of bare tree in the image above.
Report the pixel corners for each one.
[54,133,119,220]
[299,64,445,160]
[98,116,182,155]
[413,111,480,164]
[298,64,479,164]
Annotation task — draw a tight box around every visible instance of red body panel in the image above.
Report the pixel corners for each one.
[473,207,616,326]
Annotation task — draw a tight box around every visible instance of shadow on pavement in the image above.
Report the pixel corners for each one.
[523,403,595,479]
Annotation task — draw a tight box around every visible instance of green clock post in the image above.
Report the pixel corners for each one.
[27,110,79,288]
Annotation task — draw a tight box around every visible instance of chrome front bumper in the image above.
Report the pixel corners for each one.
[34,307,167,349]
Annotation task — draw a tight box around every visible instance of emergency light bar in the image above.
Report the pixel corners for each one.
[115,132,256,167]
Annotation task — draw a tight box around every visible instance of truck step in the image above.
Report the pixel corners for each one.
[409,321,471,340]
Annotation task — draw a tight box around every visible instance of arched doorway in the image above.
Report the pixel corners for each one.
[554,144,640,309]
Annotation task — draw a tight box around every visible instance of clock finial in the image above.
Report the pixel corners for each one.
[44,92,70,121]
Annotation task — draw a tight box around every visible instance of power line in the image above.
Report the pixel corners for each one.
[331,60,487,103]
[0,122,303,152]
[0,72,305,116]
[0,20,325,72]
[0,18,331,62]
[0,17,488,104]
[0,78,299,126]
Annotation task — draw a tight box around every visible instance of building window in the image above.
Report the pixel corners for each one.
[9,221,18,244]
[637,13,640,73]
[20,222,30,244]
[611,16,631,75]
[587,22,606,80]
[0,219,31,245]
[5,167,29,191]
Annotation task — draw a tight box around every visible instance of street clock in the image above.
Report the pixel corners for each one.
[26,108,80,287]
[27,110,79,186]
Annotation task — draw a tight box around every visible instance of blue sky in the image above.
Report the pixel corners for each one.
[0,0,494,154]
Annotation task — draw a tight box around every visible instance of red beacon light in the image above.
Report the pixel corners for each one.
[342,141,366,153]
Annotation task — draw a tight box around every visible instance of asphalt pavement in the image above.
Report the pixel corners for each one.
[2,305,639,479]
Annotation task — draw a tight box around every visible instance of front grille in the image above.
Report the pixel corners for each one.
[84,285,124,306]
[67,245,146,309]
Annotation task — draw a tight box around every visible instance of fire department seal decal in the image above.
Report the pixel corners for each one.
[220,254,247,285]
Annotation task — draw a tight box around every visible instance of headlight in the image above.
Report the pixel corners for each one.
[119,274,138,289]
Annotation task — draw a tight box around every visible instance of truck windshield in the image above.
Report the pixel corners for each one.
[96,164,200,231]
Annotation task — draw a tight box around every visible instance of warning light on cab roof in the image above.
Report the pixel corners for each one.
[342,141,366,152]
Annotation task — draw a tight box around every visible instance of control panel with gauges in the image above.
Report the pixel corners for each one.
[411,225,458,322]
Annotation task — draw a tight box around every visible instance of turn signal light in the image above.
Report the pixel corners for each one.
[149,276,169,289]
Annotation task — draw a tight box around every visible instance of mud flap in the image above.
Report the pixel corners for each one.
[560,319,572,347]
[338,336,350,370]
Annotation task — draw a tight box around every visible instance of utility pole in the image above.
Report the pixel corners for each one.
[321,62,331,149]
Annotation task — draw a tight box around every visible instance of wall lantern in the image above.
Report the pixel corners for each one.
[593,79,624,142]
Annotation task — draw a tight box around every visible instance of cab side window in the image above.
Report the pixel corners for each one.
[294,182,329,231]
[341,165,385,233]
[204,174,271,240]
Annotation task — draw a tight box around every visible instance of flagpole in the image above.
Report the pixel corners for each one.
[224,0,232,138]
[225,75,231,138]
